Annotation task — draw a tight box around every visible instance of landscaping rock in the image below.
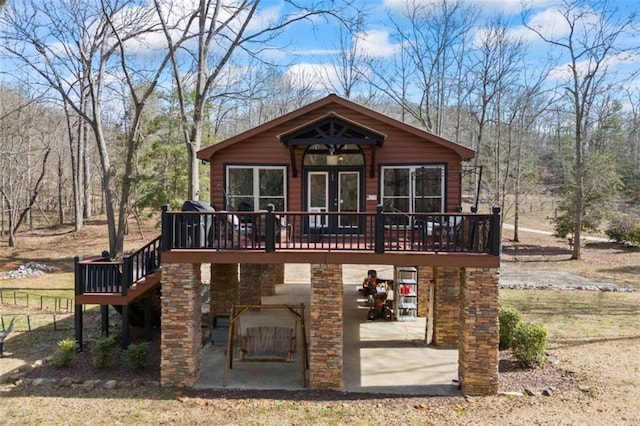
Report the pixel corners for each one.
[524,388,540,396]
[104,380,118,390]
[32,378,46,387]
[82,379,102,390]
[132,378,146,388]
[0,262,54,279]
[9,372,26,383]
[58,377,74,387]
[499,271,635,292]
[499,391,524,397]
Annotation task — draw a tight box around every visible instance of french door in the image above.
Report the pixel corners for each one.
[306,169,362,234]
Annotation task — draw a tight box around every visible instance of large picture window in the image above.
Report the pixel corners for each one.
[226,166,286,211]
[381,165,445,214]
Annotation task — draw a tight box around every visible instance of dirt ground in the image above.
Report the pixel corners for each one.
[1,216,639,424]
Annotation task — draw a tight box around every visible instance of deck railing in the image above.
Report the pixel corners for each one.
[160,205,501,255]
[74,235,162,296]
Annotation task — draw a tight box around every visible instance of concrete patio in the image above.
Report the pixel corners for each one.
[194,264,460,395]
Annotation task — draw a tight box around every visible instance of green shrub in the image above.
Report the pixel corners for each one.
[92,335,116,369]
[631,225,640,245]
[512,322,548,368]
[499,306,523,350]
[552,214,574,239]
[605,217,636,243]
[53,338,78,367]
[124,342,149,370]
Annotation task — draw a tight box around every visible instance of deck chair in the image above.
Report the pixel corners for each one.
[227,213,253,240]
[0,317,15,357]
[240,326,296,362]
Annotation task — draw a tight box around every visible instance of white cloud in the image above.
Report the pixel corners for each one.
[246,4,283,33]
[291,49,343,56]
[286,63,339,90]
[507,7,572,42]
[354,30,401,58]
[549,51,640,81]
[384,0,556,14]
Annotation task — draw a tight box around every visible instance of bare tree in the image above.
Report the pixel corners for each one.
[154,0,354,200]
[1,0,191,256]
[318,10,370,99]
[0,87,53,246]
[368,0,477,135]
[499,72,551,241]
[525,0,640,259]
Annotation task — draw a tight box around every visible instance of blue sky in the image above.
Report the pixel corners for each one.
[1,0,639,106]
[270,0,640,95]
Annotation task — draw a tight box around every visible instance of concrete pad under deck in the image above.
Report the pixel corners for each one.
[195,264,460,395]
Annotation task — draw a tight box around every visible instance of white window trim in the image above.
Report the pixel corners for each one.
[381,165,445,213]
[226,165,287,211]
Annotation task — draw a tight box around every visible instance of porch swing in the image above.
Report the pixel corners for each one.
[223,303,308,387]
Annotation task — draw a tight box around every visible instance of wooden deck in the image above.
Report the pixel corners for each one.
[75,208,501,299]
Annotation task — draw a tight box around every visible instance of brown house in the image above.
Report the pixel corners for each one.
[198,93,475,216]
[75,94,501,396]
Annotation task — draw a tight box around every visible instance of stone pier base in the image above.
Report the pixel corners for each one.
[433,267,461,346]
[160,263,202,387]
[239,264,262,304]
[261,264,283,297]
[309,263,343,391]
[210,263,238,317]
[459,267,499,396]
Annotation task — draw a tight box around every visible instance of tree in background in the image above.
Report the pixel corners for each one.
[1,0,192,257]
[525,0,639,259]
[154,0,355,201]
[467,14,527,200]
[0,87,52,246]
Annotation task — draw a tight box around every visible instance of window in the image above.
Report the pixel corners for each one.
[303,144,364,166]
[226,166,286,211]
[381,166,445,214]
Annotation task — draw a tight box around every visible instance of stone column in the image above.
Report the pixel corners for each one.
[309,263,343,391]
[274,264,285,286]
[261,264,278,297]
[209,263,238,318]
[238,263,262,305]
[432,267,461,346]
[262,263,284,296]
[160,263,202,387]
[417,266,434,317]
[459,267,499,396]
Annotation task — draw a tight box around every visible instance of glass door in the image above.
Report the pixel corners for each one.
[308,171,328,230]
[338,171,359,229]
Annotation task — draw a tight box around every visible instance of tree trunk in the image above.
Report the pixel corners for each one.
[58,153,65,225]
[572,105,583,260]
[188,122,202,200]
[82,120,92,219]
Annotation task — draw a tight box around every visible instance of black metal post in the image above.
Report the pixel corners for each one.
[265,203,276,252]
[101,305,109,336]
[375,204,385,254]
[122,304,130,350]
[144,296,152,342]
[121,257,132,296]
[161,204,170,252]
[490,206,501,256]
[74,255,83,352]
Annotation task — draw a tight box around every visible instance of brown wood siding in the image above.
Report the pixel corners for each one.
[208,101,466,212]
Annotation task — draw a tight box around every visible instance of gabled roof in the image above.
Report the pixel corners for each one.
[197,94,475,161]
